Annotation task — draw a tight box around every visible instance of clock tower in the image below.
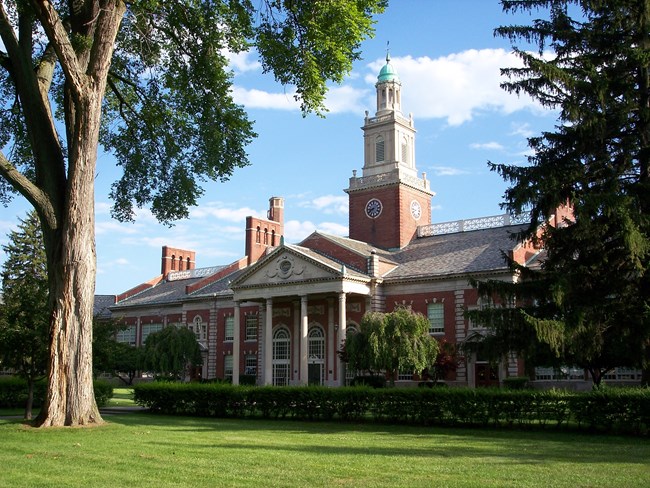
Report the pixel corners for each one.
[345,53,434,249]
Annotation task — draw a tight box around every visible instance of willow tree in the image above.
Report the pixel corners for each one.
[344,308,439,386]
[0,0,386,427]
[469,0,650,386]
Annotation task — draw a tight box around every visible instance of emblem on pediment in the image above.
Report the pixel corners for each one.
[266,254,305,279]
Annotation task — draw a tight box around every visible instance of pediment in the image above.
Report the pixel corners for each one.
[232,247,343,290]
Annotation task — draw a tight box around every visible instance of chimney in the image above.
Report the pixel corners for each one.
[161,246,196,278]
[245,197,285,266]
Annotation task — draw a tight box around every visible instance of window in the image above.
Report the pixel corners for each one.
[245,314,258,341]
[375,136,385,162]
[224,316,234,342]
[171,255,176,270]
[256,226,261,243]
[427,303,444,334]
[192,316,206,341]
[401,137,408,163]
[142,323,163,344]
[224,355,233,382]
[116,325,136,346]
[308,327,325,360]
[398,369,413,381]
[273,328,291,386]
[244,355,257,376]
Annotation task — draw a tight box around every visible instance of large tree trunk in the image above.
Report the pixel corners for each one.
[34,90,104,427]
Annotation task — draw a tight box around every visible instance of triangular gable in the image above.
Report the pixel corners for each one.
[231,245,344,290]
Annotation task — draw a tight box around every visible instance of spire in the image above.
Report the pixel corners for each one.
[377,41,399,84]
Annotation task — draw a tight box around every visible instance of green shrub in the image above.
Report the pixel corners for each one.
[131,382,650,435]
[503,376,530,390]
[0,377,113,408]
[350,375,386,388]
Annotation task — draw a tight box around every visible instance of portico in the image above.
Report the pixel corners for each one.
[230,246,372,386]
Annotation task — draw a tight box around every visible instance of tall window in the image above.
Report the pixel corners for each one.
[192,316,206,341]
[401,137,408,163]
[244,355,257,376]
[142,323,163,344]
[116,325,136,346]
[375,136,385,162]
[308,326,325,360]
[272,328,291,386]
[224,316,234,342]
[171,255,176,270]
[256,226,261,243]
[427,303,444,334]
[245,314,258,341]
[224,355,233,382]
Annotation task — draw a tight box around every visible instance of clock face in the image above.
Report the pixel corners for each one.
[365,198,383,218]
[410,200,422,220]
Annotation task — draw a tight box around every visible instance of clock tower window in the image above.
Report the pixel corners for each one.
[375,136,385,163]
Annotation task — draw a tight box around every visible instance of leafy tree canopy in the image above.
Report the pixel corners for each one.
[142,326,203,380]
[469,0,650,385]
[344,308,439,386]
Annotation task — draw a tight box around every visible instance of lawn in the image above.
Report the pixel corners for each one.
[1,411,648,488]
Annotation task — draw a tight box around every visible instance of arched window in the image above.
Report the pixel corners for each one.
[272,327,291,386]
[375,136,385,163]
[193,315,206,341]
[178,256,184,271]
[187,257,191,269]
[271,230,276,246]
[171,255,176,271]
[308,326,325,361]
[256,226,261,244]
[264,228,269,245]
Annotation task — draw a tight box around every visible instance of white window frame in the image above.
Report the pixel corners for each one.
[427,302,444,334]
[224,316,234,342]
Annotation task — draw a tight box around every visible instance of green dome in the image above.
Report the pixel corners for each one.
[377,53,399,83]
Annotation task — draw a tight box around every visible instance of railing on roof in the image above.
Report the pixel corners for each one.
[167,266,224,281]
[417,213,530,238]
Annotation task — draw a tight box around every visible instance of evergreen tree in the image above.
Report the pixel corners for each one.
[470,0,650,386]
[0,212,49,419]
[0,0,386,426]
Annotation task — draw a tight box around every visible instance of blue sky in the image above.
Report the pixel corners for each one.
[0,1,557,295]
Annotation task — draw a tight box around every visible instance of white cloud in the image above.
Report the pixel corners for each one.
[430,165,470,177]
[190,202,264,222]
[317,222,348,236]
[300,195,348,215]
[231,86,300,111]
[366,49,547,125]
[323,85,369,114]
[470,142,504,151]
[283,219,348,242]
[95,220,142,235]
[224,50,261,73]
[510,122,536,139]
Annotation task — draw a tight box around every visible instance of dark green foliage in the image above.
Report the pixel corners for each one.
[350,375,386,388]
[142,326,203,380]
[469,0,650,385]
[132,382,650,435]
[0,378,113,408]
[0,212,49,419]
[503,376,530,390]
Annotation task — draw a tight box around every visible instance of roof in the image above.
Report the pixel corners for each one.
[386,224,528,281]
[93,294,116,319]
[377,53,399,83]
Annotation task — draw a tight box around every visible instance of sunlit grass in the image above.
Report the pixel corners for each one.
[105,387,136,407]
[1,413,648,487]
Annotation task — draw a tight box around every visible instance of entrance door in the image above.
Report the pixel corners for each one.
[308,362,323,386]
[475,363,499,387]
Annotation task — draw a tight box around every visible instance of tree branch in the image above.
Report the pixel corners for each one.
[30,0,86,99]
[88,0,126,84]
[0,152,57,230]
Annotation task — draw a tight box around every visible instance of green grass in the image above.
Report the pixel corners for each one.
[0,413,648,487]
[105,387,136,407]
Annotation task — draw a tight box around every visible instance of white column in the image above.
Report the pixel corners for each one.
[300,295,309,385]
[327,298,335,385]
[232,302,240,385]
[337,292,347,386]
[264,298,273,385]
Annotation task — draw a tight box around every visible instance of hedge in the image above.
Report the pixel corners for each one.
[0,377,113,408]
[132,383,650,435]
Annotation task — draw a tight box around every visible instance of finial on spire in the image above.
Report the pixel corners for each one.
[386,40,391,62]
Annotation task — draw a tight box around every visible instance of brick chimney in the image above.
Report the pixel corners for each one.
[245,197,285,266]
[161,246,196,278]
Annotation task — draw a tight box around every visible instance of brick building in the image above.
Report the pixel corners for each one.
[107,54,562,387]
